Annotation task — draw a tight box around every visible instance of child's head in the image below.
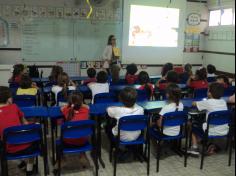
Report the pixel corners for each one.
[195,67,207,80]
[138,71,150,85]
[96,71,108,83]
[0,86,12,104]
[166,71,179,83]
[50,66,63,82]
[119,87,137,108]
[19,74,33,89]
[208,82,224,99]
[67,92,84,121]
[111,65,120,82]
[162,63,173,77]
[87,68,96,78]
[166,84,181,106]
[216,75,230,85]
[57,72,70,87]
[126,64,138,75]
[207,64,216,74]
[12,64,26,79]
[184,63,192,74]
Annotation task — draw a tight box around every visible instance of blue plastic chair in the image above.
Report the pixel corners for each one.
[13,95,37,107]
[191,110,233,169]
[150,111,188,172]
[110,115,150,176]
[136,89,150,101]
[56,120,98,176]
[194,88,208,98]
[207,77,216,83]
[94,92,116,104]
[1,124,47,176]
[224,86,235,96]
[56,90,76,106]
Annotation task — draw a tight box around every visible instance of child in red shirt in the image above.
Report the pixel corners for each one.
[138,71,154,100]
[0,86,34,175]
[125,64,138,84]
[82,68,97,85]
[187,67,208,89]
[156,70,179,91]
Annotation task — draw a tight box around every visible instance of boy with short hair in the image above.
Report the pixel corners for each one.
[188,83,228,156]
[83,68,97,85]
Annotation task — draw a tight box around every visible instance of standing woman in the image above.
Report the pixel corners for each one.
[103,35,120,74]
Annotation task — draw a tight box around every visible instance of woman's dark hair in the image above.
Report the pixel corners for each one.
[166,71,179,83]
[162,63,173,77]
[119,87,137,108]
[97,71,108,83]
[166,83,181,106]
[0,86,12,104]
[184,63,192,75]
[19,74,32,89]
[209,82,224,99]
[207,64,216,74]
[87,68,96,78]
[138,71,152,98]
[49,66,63,82]
[57,72,70,99]
[126,64,138,75]
[195,67,207,81]
[12,64,25,81]
[216,75,230,85]
[111,65,120,83]
[66,92,84,121]
[107,35,115,45]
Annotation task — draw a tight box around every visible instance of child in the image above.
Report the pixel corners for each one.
[161,63,174,78]
[207,64,216,78]
[216,75,230,88]
[0,86,34,175]
[188,83,228,156]
[111,64,121,84]
[48,66,63,84]
[10,64,27,84]
[51,72,76,105]
[107,87,144,142]
[187,67,208,89]
[156,84,184,136]
[125,64,138,84]
[156,70,179,91]
[138,71,154,99]
[180,63,192,84]
[82,68,97,85]
[88,71,109,104]
[16,74,38,96]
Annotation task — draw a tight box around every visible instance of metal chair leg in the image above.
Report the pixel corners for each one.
[156,141,161,173]
[147,141,150,175]
[228,137,233,166]
[113,146,118,176]
[200,140,207,170]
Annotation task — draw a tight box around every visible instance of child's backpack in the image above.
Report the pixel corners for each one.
[29,65,40,78]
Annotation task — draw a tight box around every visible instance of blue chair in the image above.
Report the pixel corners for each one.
[13,95,37,107]
[56,120,98,176]
[207,77,216,83]
[56,90,76,106]
[224,86,235,96]
[110,79,126,86]
[194,88,208,98]
[191,110,233,169]
[150,111,188,172]
[110,115,150,176]
[136,89,150,101]
[94,92,116,104]
[1,124,47,176]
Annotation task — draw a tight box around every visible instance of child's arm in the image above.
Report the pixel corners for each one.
[21,117,29,125]
[187,75,195,86]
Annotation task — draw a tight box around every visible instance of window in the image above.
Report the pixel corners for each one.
[209,8,235,26]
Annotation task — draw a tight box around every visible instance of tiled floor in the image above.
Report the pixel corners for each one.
[6,134,235,176]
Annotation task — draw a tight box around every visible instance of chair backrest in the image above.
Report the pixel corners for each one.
[13,95,37,107]
[48,106,63,120]
[224,86,235,96]
[136,90,149,102]
[9,82,19,89]
[207,77,216,83]
[162,111,188,129]
[118,115,148,132]
[3,124,42,146]
[207,110,232,126]
[110,79,126,86]
[21,106,48,119]
[194,88,208,98]
[61,120,95,139]
[57,90,76,105]
[94,92,116,104]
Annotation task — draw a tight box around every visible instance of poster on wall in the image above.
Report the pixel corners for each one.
[0,18,9,47]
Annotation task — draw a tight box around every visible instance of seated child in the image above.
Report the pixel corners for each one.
[216,75,230,88]
[52,72,76,105]
[187,67,208,89]
[161,63,174,78]
[82,68,97,85]
[0,86,35,175]
[156,84,184,136]
[48,66,63,85]
[180,63,192,84]
[156,70,179,91]
[107,87,144,142]
[188,83,228,156]
[111,64,121,85]
[207,64,216,78]
[9,64,27,84]
[16,74,38,96]
[125,64,138,84]
[138,71,154,99]
[88,71,109,104]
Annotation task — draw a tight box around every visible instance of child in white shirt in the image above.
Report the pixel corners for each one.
[157,84,184,136]
[107,87,144,142]
[88,71,109,104]
[189,82,228,156]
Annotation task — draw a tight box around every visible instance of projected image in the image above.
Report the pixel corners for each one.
[129,5,180,47]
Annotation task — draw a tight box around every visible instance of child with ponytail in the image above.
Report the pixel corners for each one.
[138,71,154,100]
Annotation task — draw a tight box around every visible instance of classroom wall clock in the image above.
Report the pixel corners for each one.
[0,18,9,47]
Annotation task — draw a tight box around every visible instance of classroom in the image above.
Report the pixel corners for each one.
[0,0,235,175]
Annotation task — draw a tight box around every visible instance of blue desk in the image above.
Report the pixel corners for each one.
[90,102,123,116]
